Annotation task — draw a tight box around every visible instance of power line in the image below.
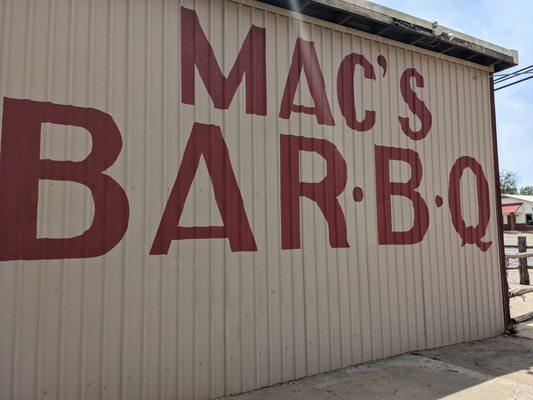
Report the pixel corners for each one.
[494,64,533,84]
[494,71,533,84]
[492,64,533,91]
[494,73,533,91]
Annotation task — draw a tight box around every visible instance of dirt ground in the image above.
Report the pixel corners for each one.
[504,232,533,247]
[510,289,533,320]
[505,231,533,323]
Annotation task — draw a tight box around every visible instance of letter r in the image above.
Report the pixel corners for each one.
[280,134,349,249]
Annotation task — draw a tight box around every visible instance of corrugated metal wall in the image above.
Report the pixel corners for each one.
[0,0,504,399]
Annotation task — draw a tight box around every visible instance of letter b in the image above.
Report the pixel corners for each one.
[0,98,129,261]
[374,145,429,245]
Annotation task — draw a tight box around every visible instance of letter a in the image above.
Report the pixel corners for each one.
[151,123,257,254]
[279,38,335,126]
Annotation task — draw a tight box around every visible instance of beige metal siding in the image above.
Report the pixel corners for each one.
[0,0,503,399]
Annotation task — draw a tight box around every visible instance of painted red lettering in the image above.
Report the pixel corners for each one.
[375,145,429,244]
[280,134,348,249]
[181,7,266,115]
[279,38,335,126]
[337,53,376,132]
[151,123,257,254]
[448,156,492,251]
[398,68,432,140]
[0,98,129,260]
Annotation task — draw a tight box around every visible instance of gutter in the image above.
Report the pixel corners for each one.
[258,0,518,72]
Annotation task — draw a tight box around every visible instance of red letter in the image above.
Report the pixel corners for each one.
[280,134,348,249]
[398,68,432,140]
[181,7,266,115]
[279,38,335,126]
[0,98,129,260]
[448,156,492,251]
[151,123,257,254]
[375,145,429,244]
[337,53,376,132]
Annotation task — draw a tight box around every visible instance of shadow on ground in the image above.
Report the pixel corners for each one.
[223,334,533,399]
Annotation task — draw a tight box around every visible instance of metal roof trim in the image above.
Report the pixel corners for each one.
[257,0,519,72]
[501,203,523,214]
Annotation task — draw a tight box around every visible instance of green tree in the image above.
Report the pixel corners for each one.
[500,170,519,194]
[520,186,533,195]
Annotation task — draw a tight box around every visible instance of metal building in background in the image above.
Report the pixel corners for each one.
[0,0,518,399]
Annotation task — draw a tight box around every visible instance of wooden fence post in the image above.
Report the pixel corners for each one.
[518,236,530,285]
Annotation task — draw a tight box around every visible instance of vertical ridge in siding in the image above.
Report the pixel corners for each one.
[0,1,504,400]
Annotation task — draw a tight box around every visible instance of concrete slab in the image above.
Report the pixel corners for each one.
[421,336,533,388]
[223,336,533,400]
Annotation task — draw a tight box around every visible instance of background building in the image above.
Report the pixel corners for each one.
[502,194,533,231]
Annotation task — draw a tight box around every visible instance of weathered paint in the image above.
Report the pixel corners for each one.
[0,0,505,399]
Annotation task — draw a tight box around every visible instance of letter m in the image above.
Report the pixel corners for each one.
[181,6,267,115]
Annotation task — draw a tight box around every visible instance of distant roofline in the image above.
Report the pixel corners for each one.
[258,0,518,72]
[502,194,533,203]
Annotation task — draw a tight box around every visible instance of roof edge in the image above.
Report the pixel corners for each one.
[257,0,518,72]
[502,194,533,202]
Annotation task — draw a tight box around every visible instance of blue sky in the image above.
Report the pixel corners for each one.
[377,0,533,188]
